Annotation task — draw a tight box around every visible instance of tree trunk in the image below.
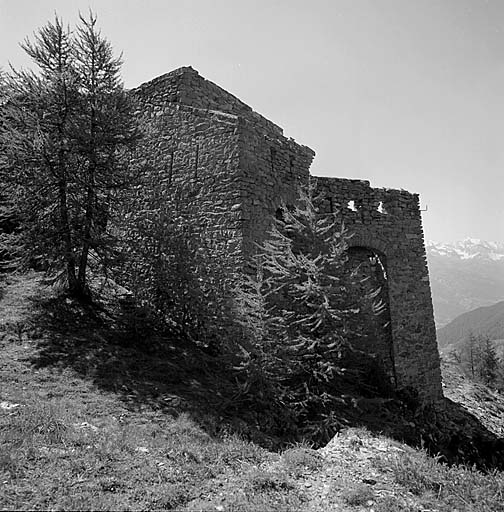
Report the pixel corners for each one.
[58,178,78,293]
[77,162,95,293]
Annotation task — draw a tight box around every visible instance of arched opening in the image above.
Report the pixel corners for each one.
[346,246,396,384]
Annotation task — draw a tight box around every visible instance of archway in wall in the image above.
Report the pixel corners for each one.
[346,246,396,384]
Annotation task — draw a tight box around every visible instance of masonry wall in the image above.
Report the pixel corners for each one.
[131,66,315,263]
[315,177,443,400]
[129,87,244,264]
[128,67,442,402]
[134,66,283,136]
[238,116,315,258]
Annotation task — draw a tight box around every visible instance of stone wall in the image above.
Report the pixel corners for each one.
[128,66,443,402]
[130,83,244,263]
[130,66,315,263]
[133,66,283,136]
[238,112,315,257]
[315,177,442,399]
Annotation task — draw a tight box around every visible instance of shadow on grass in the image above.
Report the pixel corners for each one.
[432,397,504,470]
[26,292,292,448]
[25,292,504,469]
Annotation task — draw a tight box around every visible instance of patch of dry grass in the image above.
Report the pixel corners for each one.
[373,449,504,512]
[281,445,323,477]
[0,398,273,510]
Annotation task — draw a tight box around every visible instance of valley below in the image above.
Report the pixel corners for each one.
[426,239,504,328]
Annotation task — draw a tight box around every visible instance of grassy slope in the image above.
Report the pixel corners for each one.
[1,272,503,511]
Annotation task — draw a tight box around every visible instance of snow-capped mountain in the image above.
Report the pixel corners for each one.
[425,239,504,327]
[426,239,504,262]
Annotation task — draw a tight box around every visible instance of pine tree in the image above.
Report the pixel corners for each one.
[234,179,363,439]
[1,17,80,288]
[0,13,139,297]
[478,335,499,387]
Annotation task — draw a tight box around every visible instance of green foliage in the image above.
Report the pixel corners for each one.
[0,13,139,296]
[233,179,363,442]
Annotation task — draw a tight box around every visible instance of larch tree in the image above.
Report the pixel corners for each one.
[478,335,499,387]
[233,179,367,441]
[1,17,79,289]
[71,12,139,292]
[0,13,139,297]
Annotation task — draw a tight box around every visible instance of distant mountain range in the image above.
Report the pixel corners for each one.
[436,300,504,352]
[425,239,504,327]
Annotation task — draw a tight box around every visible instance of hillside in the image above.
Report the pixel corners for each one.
[1,272,504,511]
[437,300,504,351]
[426,239,504,327]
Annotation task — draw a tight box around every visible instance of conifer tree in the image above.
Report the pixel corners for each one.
[0,13,139,297]
[454,332,500,387]
[458,332,482,379]
[71,13,139,291]
[478,335,499,386]
[234,179,363,438]
[1,17,79,288]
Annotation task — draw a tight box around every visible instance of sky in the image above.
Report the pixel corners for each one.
[1,0,503,244]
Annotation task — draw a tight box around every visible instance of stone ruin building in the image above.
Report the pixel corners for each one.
[130,66,443,402]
